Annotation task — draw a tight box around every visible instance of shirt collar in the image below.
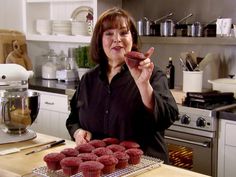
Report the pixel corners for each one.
[98,63,128,81]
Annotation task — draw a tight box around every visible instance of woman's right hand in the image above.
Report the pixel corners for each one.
[73,128,92,145]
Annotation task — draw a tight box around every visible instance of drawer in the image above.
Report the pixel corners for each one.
[40,92,69,113]
[225,121,236,146]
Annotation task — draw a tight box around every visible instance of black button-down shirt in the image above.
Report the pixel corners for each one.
[66,64,178,163]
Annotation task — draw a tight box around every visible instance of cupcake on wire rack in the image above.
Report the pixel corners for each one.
[79,160,104,177]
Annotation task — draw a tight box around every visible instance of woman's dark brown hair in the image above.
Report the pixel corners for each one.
[90,7,139,64]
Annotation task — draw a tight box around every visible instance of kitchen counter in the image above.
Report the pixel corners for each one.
[29,77,78,94]
[29,77,186,103]
[218,104,236,121]
[0,132,210,177]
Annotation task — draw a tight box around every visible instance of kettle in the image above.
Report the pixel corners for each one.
[41,49,60,79]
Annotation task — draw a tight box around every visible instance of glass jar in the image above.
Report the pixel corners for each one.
[41,49,59,79]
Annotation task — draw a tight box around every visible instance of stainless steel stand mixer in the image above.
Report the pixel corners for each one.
[0,64,40,135]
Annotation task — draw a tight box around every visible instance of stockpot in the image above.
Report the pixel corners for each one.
[150,13,173,36]
[137,17,153,36]
[187,21,203,37]
[175,13,193,37]
[203,17,220,37]
[143,17,152,36]
[160,19,175,37]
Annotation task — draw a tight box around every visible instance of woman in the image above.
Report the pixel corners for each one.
[66,7,178,163]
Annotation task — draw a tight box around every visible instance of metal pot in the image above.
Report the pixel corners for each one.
[160,19,175,37]
[203,17,221,37]
[188,22,203,37]
[175,13,193,37]
[137,19,143,36]
[143,17,152,36]
[150,13,173,36]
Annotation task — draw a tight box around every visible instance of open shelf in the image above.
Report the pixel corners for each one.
[140,36,236,46]
[24,0,97,44]
[26,34,91,43]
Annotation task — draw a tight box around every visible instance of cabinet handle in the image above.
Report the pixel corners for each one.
[45,101,55,105]
[165,136,210,148]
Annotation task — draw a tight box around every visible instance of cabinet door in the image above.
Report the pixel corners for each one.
[224,146,236,177]
[31,109,71,140]
[29,90,71,139]
[218,119,236,177]
[57,112,71,140]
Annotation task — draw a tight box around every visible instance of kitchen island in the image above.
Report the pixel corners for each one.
[0,132,210,177]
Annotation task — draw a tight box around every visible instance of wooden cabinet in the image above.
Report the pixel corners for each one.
[29,90,71,140]
[218,119,236,177]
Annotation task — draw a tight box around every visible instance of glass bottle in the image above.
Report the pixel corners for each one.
[166,57,175,89]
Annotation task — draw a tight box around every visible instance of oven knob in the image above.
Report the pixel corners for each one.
[196,117,206,127]
[181,114,190,124]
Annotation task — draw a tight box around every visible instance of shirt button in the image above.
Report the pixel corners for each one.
[105,110,109,114]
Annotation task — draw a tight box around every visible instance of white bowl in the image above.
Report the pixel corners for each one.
[36,19,51,35]
[71,21,88,35]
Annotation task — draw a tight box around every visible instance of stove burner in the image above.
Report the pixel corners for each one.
[183,91,235,110]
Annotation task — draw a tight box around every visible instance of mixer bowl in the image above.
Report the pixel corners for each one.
[0,91,40,134]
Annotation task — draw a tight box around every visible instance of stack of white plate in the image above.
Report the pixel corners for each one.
[71,21,88,36]
[36,19,52,35]
[52,20,72,35]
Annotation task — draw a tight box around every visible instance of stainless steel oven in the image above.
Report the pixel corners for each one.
[165,125,217,176]
[165,105,219,177]
[166,92,236,177]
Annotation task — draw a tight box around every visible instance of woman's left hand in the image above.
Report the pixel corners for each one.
[125,47,155,84]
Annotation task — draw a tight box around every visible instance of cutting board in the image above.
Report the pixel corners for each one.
[0,29,26,64]
[5,40,32,70]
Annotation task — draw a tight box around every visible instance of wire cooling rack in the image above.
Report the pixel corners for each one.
[33,155,163,177]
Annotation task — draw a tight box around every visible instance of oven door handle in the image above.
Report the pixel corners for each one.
[165,136,210,147]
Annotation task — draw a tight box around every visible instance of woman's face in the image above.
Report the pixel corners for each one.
[102,18,133,65]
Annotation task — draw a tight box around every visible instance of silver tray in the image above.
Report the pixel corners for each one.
[33,155,163,177]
